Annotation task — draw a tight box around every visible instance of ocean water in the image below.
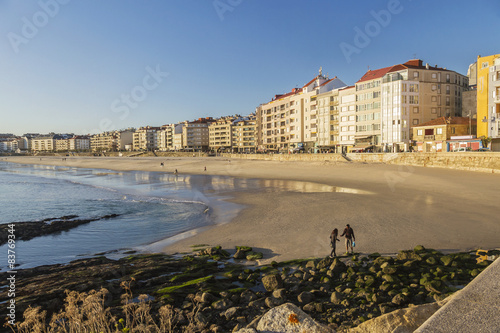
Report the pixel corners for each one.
[0,162,226,269]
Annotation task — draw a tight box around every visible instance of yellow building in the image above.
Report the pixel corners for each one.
[476,54,500,138]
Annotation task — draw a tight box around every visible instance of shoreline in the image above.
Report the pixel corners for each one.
[3,156,500,265]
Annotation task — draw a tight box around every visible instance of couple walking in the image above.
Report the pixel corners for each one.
[330,224,355,257]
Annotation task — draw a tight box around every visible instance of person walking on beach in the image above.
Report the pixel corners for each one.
[341,224,355,254]
[330,228,340,257]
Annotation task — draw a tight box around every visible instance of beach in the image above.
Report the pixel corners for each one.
[4,155,500,264]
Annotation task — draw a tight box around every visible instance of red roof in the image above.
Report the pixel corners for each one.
[357,59,452,83]
[356,66,395,83]
[303,75,320,88]
[415,117,477,127]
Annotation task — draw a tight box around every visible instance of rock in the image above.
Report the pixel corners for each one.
[426,257,437,265]
[391,293,409,306]
[265,296,283,308]
[212,299,232,310]
[262,274,283,292]
[234,249,247,259]
[200,292,217,304]
[241,290,258,303]
[248,297,266,309]
[440,255,453,266]
[414,245,426,253]
[224,307,239,320]
[256,303,335,332]
[329,259,347,275]
[306,260,316,270]
[273,288,286,299]
[348,298,450,333]
[194,312,209,327]
[246,251,263,261]
[330,291,344,304]
[302,302,316,312]
[397,250,422,261]
[298,291,313,304]
[236,328,258,333]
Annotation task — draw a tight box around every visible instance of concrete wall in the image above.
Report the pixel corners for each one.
[223,152,500,173]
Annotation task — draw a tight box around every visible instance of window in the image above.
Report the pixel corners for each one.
[431,108,437,114]
[482,62,489,69]
[413,107,419,113]
[413,72,419,78]
[451,128,456,134]
[436,128,443,135]
[409,96,419,104]
[413,119,419,125]
[432,84,437,91]
[432,96,437,102]
[432,73,437,79]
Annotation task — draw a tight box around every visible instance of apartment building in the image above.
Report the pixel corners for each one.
[257,69,346,152]
[354,59,468,152]
[32,135,57,152]
[232,115,257,153]
[316,89,340,151]
[338,86,356,151]
[156,125,174,151]
[182,117,214,151]
[91,129,134,152]
[0,139,18,152]
[133,126,161,151]
[69,136,90,151]
[209,116,236,152]
[475,54,500,139]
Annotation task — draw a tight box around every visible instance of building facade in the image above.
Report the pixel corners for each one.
[257,69,346,152]
[209,116,235,152]
[133,126,160,151]
[476,54,500,138]
[354,59,468,152]
[412,117,476,152]
[91,130,134,152]
[338,86,357,151]
[232,115,256,153]
[182,118,214,151]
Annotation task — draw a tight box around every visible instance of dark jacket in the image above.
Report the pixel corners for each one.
[341,226,355,240]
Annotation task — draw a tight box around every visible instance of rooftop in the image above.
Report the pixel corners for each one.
[414,117,477,127]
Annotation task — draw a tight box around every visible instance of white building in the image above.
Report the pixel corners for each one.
[0,139,18,152]
[338,86,356,151]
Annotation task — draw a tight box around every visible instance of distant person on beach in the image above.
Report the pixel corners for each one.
[174,169,178,174]
[341,224,355,254]
[204,166,206,171]
[160,162,164,167]
[330,228,340,257]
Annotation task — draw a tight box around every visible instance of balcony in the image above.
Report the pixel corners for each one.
[424,135,435,140]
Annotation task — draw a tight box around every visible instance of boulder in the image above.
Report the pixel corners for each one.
[256,303,335,332]
[330,291,344,304]
[297,291,313,304]
[262,274,283,292]
[329,259,347,275]
[348,298,450,333]
[246,251,264,261]
[234,249,247,259]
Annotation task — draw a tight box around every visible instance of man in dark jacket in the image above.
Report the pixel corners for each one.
[341,224,355,254]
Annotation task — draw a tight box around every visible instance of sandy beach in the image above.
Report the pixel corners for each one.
[3,155,500,264]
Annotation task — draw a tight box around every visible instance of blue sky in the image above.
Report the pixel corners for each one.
[1,0,499,135]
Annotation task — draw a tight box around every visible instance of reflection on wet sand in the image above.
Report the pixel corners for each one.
[157,173,373,195]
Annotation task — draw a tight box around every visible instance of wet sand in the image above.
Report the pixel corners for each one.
[5,156,500,263]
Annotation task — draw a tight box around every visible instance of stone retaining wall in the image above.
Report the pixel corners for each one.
[223,152,500,173]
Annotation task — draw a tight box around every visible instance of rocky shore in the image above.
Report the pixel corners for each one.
[1,245,497,332]
[0,214,120,246]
